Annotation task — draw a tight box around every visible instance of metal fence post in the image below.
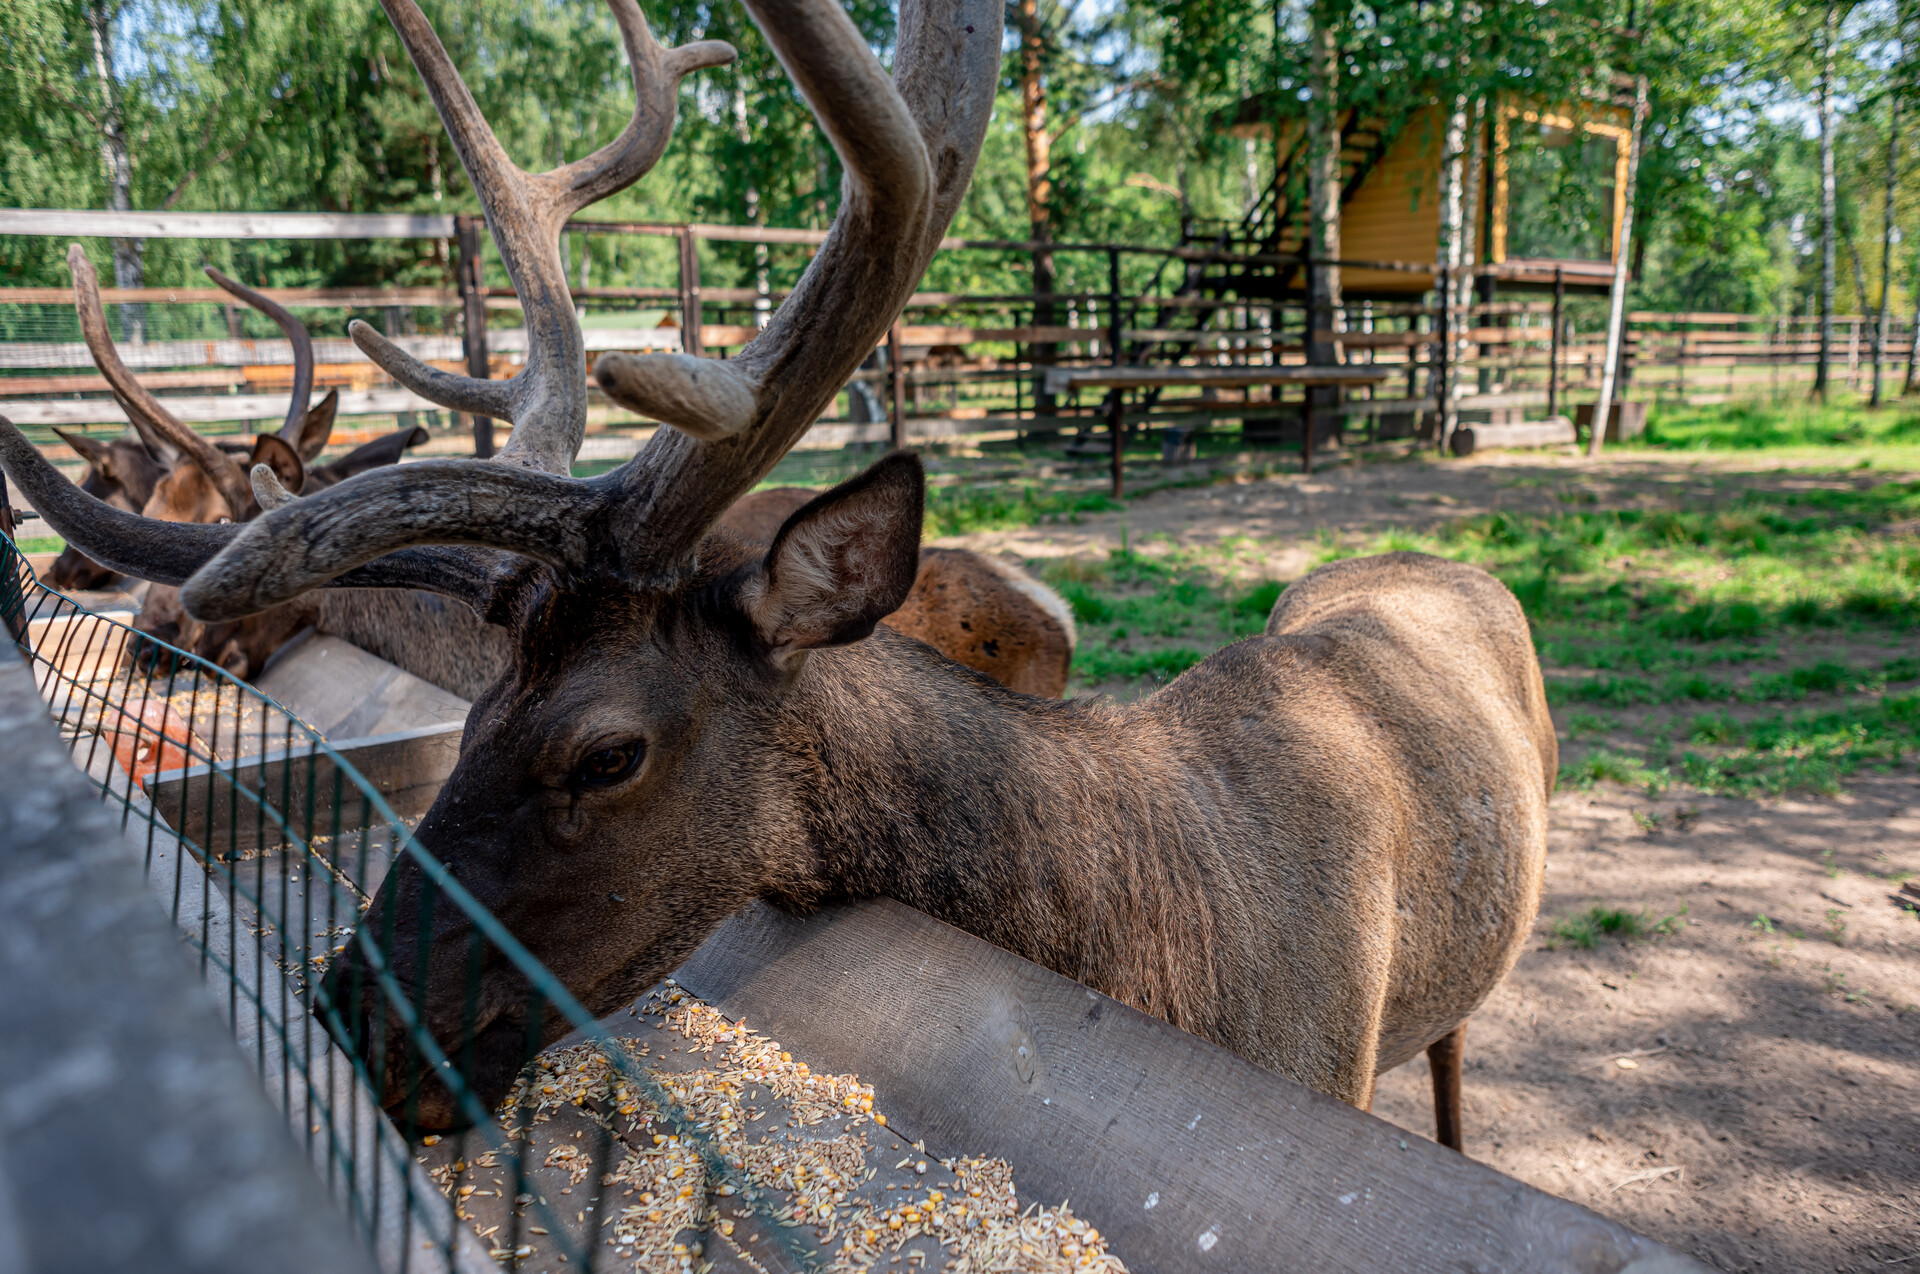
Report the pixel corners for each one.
[1108,248,1125,498]
[677,228,703,358]
[455,214,493,459]
[888,320,907,451]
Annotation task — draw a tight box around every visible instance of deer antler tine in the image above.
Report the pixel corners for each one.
[545,0,734,216]
[181,461,609,620]
[596,0,1000,579]
[203,266,314,443]
[250,463,297,512]
[349,320,515,421]
[377,0,729,477]
[67,244,254,516]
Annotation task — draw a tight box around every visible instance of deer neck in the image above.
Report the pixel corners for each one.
[775,632,1232,1036]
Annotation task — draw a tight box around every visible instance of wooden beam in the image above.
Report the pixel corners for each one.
[0,285,458,307]
[3,387,442,427]
[673,899,1709,1274]
[0,209,456,239]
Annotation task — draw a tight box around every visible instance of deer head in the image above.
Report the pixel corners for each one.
[0,0,998,1126]
[64,244,334,527]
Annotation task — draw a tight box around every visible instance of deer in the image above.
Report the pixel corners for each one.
[51,244,428,676]
[43,427,168,590]
[721,487,1075,696]
[0,0,1553,1157]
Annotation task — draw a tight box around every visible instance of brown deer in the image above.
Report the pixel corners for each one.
[0,0,1551,1157]
[53,245,428,675]
[44,428,168,590]
[721,487,1074,696]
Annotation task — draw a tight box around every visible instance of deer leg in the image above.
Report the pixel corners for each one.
[1427,1021,1467,1152]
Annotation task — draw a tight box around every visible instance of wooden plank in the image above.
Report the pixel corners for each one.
[146,720,463,857]
[674,900,1707,1274]
[0,332,460,371]
[0,208,457,239]
[0,368,246,395]
[1047,366,1394,393]
[3,387,442,427]
[0,285,459,306]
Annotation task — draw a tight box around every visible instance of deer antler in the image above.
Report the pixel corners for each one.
[67,244,255,517]
[346,0,734,477]
[203,266,317,451]
[6,0,999,625]
[0,411,503,605]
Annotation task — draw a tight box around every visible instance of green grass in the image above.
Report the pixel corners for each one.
[924,484,1123,537]
[1638,398,1920,454]
[1040,546,1280,688]
[1548,904,1681,950]
[14,535,64,555]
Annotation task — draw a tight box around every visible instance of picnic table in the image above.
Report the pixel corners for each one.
[1043,364,1397,492]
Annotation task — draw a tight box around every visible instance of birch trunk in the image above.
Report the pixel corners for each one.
[1815,1,1839,401]
[1434,97,1471,449]
[87,1,144,344]
[1587,76,1648,457]
[1873,96,1899,406]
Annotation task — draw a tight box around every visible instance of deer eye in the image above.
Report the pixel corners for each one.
[573,740,644,788]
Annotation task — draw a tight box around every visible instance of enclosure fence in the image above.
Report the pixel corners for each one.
[2,208,1912,486]
[0,529,819,1273]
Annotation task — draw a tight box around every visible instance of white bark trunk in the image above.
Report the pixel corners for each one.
[1434,96,1470,448]
[87,1,144,343]
[1815,0,1838,400]
[1588,76,1648,457]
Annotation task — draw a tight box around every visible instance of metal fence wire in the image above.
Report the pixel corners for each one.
[0,530,816,1274]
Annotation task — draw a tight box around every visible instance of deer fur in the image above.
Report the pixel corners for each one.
[323,458,1552,1133]
[720,486,1075,696]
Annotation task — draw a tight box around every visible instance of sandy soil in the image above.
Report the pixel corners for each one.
[944,448,1920,1272]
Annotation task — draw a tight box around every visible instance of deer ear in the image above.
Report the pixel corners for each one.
[291,388,339,460]
[53,427,113,474]
[748,452,924,661]
[250,433,306,496]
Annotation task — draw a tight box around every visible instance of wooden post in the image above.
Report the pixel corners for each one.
[1108,248,1125,498]
[455,214,493,459]
[1301,385,1315,475]
[887,320,907,451]
[677,227,703,358]
[1547,266,1564,419]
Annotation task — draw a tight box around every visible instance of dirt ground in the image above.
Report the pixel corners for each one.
[945,448,1920,1273]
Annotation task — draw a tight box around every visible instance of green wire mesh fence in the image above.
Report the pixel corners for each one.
[0,529,815,1274]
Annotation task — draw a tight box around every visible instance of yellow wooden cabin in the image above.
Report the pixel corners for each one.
[1223,94,1636,297]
